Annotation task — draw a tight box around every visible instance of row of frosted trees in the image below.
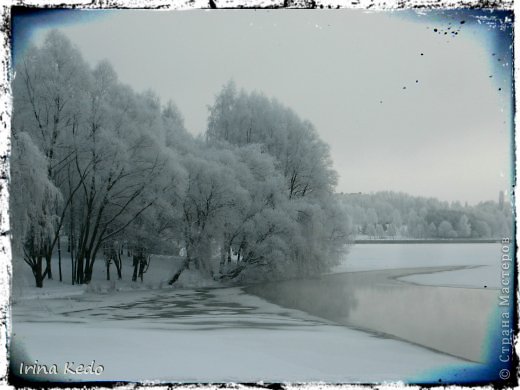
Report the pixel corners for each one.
[340,191,512,239]
[11,31,352,287]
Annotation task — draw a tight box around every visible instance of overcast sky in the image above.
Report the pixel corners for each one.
[13,9,513,204]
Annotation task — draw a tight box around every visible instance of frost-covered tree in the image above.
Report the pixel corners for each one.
[214,144,287,277]
[438,220,456,238]
[12,31,180,285]
[473,220,491,238]
[366,224,376,239]
[375,224,385,239]
[62,69,169,284]
[167,149,246,284]
[205,82,351,281]
[340,191,512,239]
[456,215,471,238]
[12,30,91,281]
[387,223,397,239]
[427,222,437,238]
[207,83,338,200]
[10,132,62,287]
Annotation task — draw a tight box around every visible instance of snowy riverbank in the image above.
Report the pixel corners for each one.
[11,284,477,384]
[10,243,500,384]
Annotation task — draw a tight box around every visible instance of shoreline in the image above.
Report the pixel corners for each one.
[354,239,502,244]
[330,264,498,290]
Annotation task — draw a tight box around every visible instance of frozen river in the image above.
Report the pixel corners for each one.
[10,243,506,384]
[332,242,503,288]
[248,243,503,363]
[250,268,497,361]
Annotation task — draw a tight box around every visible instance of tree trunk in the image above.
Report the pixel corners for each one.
[219,264,246,281]
[76,255,84,285]
[84,256,96,284]
[106,260,110,281]
[71,246,75,285]
[168,257,190,285]
[35,272,43,288]
[196,238,211,274]
[70,231,75,285]
[114,253,122,280]
[70,197,76,285]
[84,241,102,284]
[132,255,139,282]
[44,252,52,280]
[81,248,92,283]
[58,235,62,282]
[34,255,44,288]
[138,260,145,282]
[219,242,226,274]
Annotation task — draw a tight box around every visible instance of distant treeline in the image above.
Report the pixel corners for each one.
[339,192,512,240]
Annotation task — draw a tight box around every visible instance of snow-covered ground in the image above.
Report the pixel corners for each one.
[11,252,216,303]
[11,286,477,383]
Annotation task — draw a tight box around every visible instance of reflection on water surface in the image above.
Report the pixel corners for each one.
[246,266,497,362]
